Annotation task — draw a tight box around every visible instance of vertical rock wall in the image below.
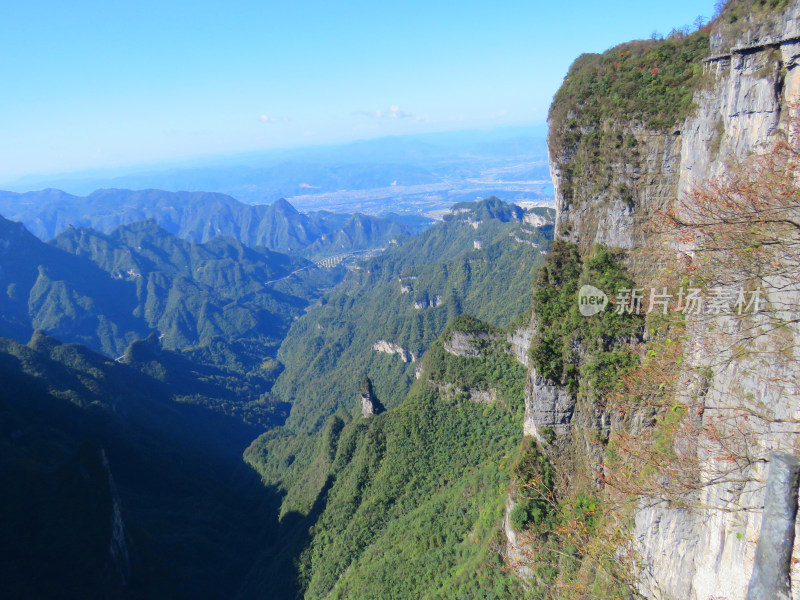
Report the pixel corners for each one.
[540,3,800,598]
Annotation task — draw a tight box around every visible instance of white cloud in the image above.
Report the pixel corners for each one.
[259,114,291,123]
[355,104,414,119]
[491,109,508,119]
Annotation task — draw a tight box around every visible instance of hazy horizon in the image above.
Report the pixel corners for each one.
[2,0,716,182]
[0,123,548,188]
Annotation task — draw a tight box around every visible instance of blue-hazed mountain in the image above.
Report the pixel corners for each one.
[0,214,335,380]
[1,127,550,207]
[0,215,143,348]
[0,188,432,257]
[5,161,442,202]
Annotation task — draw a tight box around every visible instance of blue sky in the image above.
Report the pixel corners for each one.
[0,0,716,181]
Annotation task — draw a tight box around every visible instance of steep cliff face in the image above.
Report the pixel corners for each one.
[539,2,800,599]
[550,1,800,254]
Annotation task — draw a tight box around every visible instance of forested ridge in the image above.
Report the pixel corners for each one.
[1,195,559,599]
[274,197,553,430]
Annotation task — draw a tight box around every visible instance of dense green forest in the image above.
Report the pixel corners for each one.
[245,315,532,599]
[244,238,645,600]
[0,213,346,419]
[0,195,558,599]
[233,198,555,598]
[273,197,554,430]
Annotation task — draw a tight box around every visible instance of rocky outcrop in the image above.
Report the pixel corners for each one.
[359,376,383,417]
[503,497,533,580]
[523,371,575,444]
[507,322,534,368]
[512,234,540,247]
[361,392,377,417]
[523,211,548,227]
[443,331,492,357]
[414,295,443,310]
[399,276,416,294]
[372,339,415,362]
[550,121,681,254]
[631,298,800,600]
[432,382,498,405]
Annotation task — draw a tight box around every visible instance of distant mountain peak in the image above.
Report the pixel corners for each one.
[0,213,40,246]
[270,197,299,214]
[0,188,427,260]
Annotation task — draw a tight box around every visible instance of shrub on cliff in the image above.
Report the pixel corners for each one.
[530,241,643,397]
[549,29,710,142]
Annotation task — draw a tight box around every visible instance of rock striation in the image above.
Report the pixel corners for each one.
[523,371,576,444]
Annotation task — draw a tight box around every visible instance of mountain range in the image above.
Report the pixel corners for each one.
[4,2,800,599]
[0,189,432,258]
[0,194,556,599]
[0,213,344,401]
[1,127,551,207]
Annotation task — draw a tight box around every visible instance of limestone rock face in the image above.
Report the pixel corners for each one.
[503,497,532,580]
[361,391,377,417]
[433,382,498,404]
[359,376,383,417]
[443,331,491,357]
[542,3,800,598]
[523,212,548,227]
[507,322,534,368]
[522,371,575,444]
[550,1,800,259]
[372,339,414,362]
[413,295,443,310]
[551,123,681,254]
[633,11,800,599]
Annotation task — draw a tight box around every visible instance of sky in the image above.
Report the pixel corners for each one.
[0,0,717,182]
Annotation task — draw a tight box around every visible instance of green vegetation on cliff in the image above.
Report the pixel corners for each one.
[548,27,710,217]
[274,198,553,431]
[549,29,710,137]
[531,242,643,396]
[246,315,530,599]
